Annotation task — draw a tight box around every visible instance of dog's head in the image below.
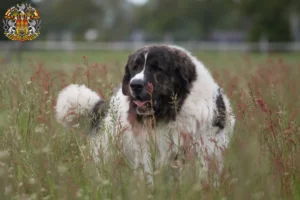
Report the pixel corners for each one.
[122,45,197,121]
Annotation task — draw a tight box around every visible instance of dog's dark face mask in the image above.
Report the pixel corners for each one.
[122,45,197,122]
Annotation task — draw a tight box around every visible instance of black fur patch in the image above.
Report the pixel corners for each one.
[90,100,106,133]
[122,45,197,124]
[213,88,226,130]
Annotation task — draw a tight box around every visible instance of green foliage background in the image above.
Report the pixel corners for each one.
[1,0,300,41]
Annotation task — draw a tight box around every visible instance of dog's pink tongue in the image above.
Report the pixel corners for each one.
[133,100,149,108]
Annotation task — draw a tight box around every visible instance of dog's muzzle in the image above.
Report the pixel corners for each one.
[130,80,155,116]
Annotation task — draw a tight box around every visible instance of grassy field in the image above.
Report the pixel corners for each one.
[0,50,299,200]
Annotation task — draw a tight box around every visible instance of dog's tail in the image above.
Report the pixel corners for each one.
[55,84,105,130]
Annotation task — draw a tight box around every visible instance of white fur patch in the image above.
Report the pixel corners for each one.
[55,84,101,128]
[130,52,148,83]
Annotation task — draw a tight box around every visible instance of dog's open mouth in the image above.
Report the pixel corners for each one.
[133,100,154,116]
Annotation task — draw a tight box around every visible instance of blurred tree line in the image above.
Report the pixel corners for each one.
[1,0,300,42]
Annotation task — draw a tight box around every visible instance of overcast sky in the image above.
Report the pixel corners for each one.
[128,0,148,5]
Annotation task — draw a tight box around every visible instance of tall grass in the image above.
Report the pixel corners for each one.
[0,54,299,200]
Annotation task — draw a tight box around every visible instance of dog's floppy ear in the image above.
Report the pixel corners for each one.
[122,54,135,96]
[122,64,130,96]
[174,50,196,93]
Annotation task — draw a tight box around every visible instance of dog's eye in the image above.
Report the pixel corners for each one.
[132,65,139,71]
[151,63,163,72]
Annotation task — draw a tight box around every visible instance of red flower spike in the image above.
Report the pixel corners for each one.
[147,82,153,95]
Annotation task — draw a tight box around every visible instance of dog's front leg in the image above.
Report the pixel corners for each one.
[134,143,154,188]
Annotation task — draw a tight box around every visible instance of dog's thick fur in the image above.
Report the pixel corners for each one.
[56,45,235,181]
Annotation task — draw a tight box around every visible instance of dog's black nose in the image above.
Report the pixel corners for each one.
[130,79,144,93]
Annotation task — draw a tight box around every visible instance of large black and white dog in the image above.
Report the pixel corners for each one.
[56,45,235,180]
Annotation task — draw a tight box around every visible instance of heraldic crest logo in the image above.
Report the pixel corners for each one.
[3,3,41,41]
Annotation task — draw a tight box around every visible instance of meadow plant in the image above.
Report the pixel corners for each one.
[0,54,299,199]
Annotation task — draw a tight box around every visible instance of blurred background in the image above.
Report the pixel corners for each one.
[0,0,300,64]
[1,0,300,56]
